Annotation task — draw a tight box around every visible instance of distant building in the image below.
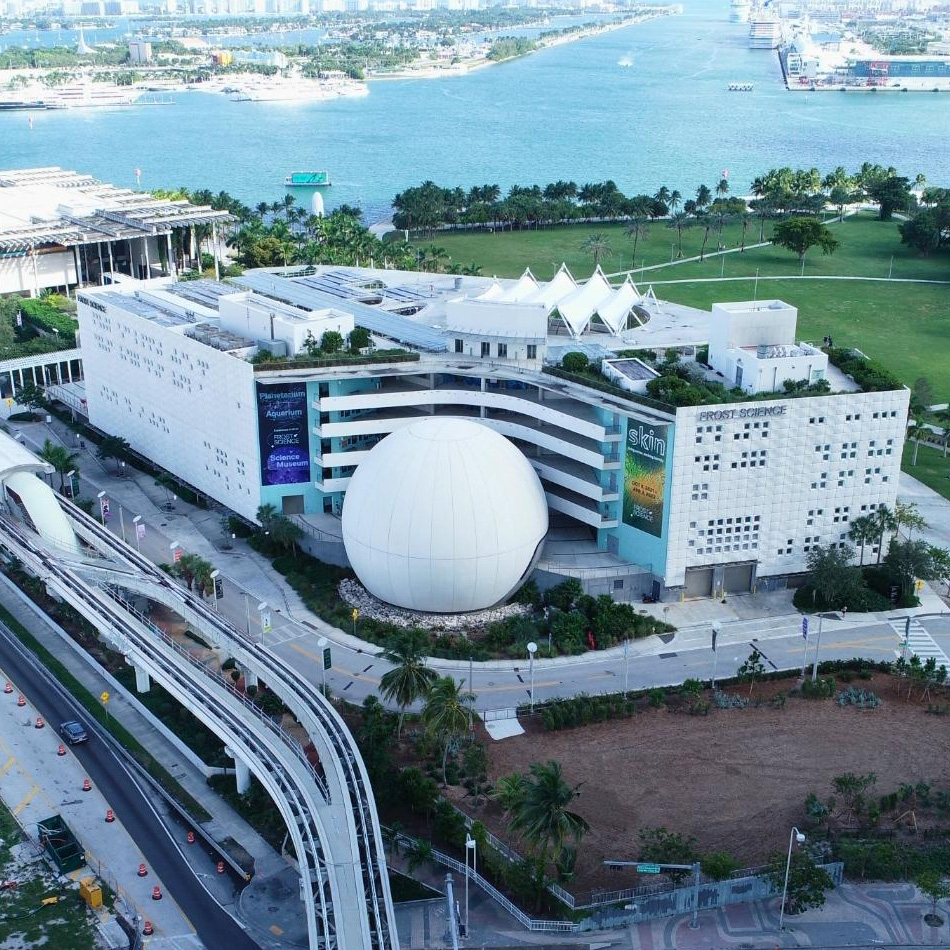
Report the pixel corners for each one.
[0,167,230,298]
[232,49,288,68]
[128,39,153,64]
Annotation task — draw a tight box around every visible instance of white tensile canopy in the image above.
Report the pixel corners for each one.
[523,264,577,311]
[497,269,539,303]
[594,277,643,336]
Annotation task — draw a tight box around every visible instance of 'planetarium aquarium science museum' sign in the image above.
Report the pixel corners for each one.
[256,382,311,486]
[622,421,669,538]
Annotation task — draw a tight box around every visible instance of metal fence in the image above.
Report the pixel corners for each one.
[576,862,845,931]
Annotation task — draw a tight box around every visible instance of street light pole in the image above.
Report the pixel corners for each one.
[779,827,805,933]
[210,569,220,612]
[623,637,629,695]
[318,637,328,695]
[132,515,142,553]
[527,642,537,712]
[711,622,721,691]
[810,616,823,682]
[464,834,476,940]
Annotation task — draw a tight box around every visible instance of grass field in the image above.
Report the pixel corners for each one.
[902,440,950,502]
[411,215,950,401]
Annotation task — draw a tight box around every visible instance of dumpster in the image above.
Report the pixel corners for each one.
[37,815,85,874]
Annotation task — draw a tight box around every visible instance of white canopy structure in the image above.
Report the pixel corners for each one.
[474,281,504,301]
[555,267,615,337]
[524,264,577,311]
[598,278,644,335]
[497,269,539,303]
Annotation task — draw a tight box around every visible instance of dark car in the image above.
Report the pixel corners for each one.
[59,720,88,745]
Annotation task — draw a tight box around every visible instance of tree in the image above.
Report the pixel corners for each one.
[715,177,730,199]
[638,826,698,881]
[866,175,912,220]
[560,352,589,373]
[805,542,859,605]
[768,851,834,914]
[37,438,79,493]
[772,216,839,264]
[885,538,950,599]
[833,771,876,824]
[916,870,950,922]
[96,434,131,473]
[405,838,435,873]
[15,380,46,412]
[847,515,877,566]
[667,211,691,257]
[900,210,942,256]
[422,676,473,786]
[911,377,934,414]
[895,501,928,539]
[320,330,343,354]
[508,760,589,873]
[623,218,649,266]
[870,505,898,565]
[357,695,396,785]
[935,407,950,458]
[701,851,740,881]
[737,647,766,698]
[580,233,612,269]
[695,183,712,209]
[379,632,437,738]
[349,326,371,351]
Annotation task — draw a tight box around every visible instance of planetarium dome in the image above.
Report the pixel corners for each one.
[341,418,548,613]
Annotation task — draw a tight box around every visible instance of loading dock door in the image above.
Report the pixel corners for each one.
[724,563,754,593]
[684,568,714,598]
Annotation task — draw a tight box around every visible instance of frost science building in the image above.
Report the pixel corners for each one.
[76,271,909,606]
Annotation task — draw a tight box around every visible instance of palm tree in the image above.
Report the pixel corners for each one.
[623,218,649,268]
[908,413,929,466]
[936,408,950,458]
[716,177,730,199]
[38,439,78,493]
[379,633,437,737]
[580,233,612,270]
[667,212,690,258]
[422,676,473,786]
[847,514,877,566]
[508,760,589,870]
[668,190,682,214]
[654,185,671,207]
[695,184,712,209]
[870,505,898,565]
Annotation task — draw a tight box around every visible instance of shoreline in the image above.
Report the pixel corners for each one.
[365,10,674,82]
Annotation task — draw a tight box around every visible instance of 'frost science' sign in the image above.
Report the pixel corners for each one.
[256,383,310,486]
[622,421,670,538]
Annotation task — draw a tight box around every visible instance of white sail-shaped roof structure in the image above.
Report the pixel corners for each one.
[597,278,642,335]
[474,281,504,301]
[524,265,577,311]
[555,267,614,337]
[498,269,539,303]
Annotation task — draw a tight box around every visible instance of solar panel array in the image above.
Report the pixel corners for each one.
[165,280,235,309]
[99,292,195,327]
[233,273,448,352]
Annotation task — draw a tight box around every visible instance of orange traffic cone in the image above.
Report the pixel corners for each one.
[186,831,195,844]
[3,682,12,693]
[151,885,162,901]
[82,778,92,792]
[16,695,25,707]
[137,864,148,877]
[56,744,66,756]
[216,860,225,875]
[105,809,115,823]
[142,920,154,936]
[34,717,44,729]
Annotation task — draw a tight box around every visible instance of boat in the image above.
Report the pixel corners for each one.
[285,171,332,187]
[0,83,144,110]
[618,56,633,67]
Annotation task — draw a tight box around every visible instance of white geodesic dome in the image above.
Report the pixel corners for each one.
[341,417,548,613]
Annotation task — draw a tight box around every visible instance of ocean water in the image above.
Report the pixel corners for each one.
[1,0,949,221]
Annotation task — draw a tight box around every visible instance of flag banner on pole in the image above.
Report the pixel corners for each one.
[802,617,809,640]
[136,523,146,541]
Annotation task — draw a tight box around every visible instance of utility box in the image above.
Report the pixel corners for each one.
[37,815,85,875]
[79,877,102,909]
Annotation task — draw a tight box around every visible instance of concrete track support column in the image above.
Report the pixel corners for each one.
[134,663,151,693]
[234,757,251,794]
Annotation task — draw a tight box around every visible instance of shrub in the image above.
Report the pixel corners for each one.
[713,690,748,709]
[836,687,882,708]
[701,851,740,881]
[561,351,589,373]
[801,676,836,699]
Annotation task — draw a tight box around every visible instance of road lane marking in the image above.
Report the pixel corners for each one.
[0,755,15,778]
[14,783,40,815]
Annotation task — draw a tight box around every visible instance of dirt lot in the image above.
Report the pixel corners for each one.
[476,675,950,892]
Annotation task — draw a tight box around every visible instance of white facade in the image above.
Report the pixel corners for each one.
[341,418,548,612]
[664,388,909,591]
[77,285,262,522]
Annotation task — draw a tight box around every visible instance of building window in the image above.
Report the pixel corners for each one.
[527,344,537,360]
[454,338,463,354]
[497,342,508,358]
[480,341,490,358]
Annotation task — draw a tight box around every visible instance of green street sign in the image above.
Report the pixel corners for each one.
[636,864,662,874]
[323,647,332,671]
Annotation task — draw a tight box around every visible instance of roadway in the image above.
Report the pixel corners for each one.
[0,613,261,950]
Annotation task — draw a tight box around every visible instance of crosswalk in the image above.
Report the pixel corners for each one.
[888,617,950,668]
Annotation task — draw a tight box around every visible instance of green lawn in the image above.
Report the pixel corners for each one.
[902,440,950,502]
[410,215,950,401]
[0,798,99,949]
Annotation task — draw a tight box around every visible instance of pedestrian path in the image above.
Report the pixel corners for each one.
[888,615,950,667]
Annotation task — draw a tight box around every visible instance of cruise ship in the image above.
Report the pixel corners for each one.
[749,16,782,49]
[0,83,143,110]
[730,0,752,23]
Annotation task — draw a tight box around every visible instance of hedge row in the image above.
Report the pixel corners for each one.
[19,298,78,345]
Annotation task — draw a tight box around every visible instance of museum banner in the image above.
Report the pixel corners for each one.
[622,421,669,537]
[256,382,311,486]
